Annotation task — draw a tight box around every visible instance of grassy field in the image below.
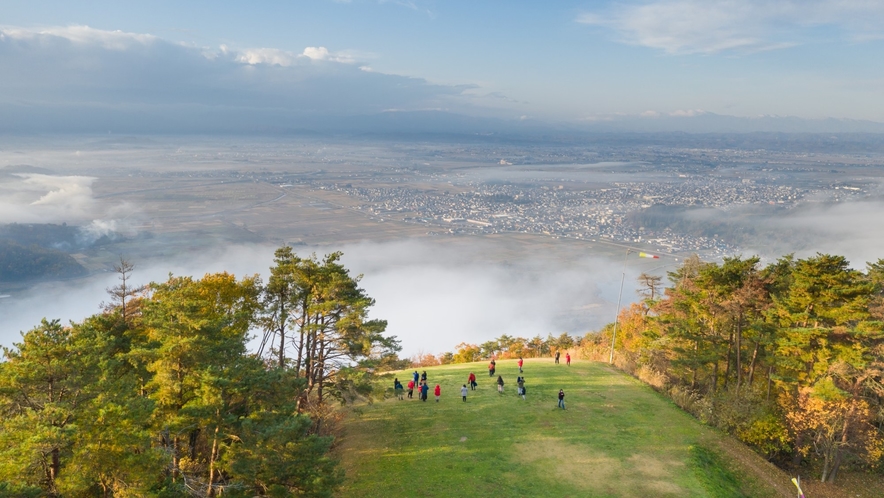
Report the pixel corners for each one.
[336,359,789,498]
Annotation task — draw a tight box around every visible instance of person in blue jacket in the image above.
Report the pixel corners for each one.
[420,381,429,402]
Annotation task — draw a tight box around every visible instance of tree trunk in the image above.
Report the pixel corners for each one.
[278,307,286,369]
[792,432,804,467]
[712,357,719,394]
[206,423,220,497]
[188,428,200,460]
[820,449,831,482]
[735,312,743,391]
[828,406,853,483]
[747,341,759,385]
[723,332,733,390]
[50,447,60,486]
[765,366,773,402]
[172,436,180,481]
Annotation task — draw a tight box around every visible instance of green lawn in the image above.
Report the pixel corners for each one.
[336,359,785,498]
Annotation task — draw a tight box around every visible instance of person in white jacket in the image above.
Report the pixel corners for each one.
[461,384,469,402]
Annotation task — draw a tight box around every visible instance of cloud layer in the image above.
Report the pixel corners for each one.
[578,1,884,54]
[0,239,626,357]
[0,26,477,132]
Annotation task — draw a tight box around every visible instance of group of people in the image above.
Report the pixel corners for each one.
[394,370,443,402]
[394,353,571,409]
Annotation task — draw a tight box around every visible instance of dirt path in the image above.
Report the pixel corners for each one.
[710,436,795,497]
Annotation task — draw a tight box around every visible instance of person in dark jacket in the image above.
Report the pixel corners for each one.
[421,370,428,383]
[558,389,566,409]
[497,375,505,393]
[420,381,429,402]
[394,378,404,400]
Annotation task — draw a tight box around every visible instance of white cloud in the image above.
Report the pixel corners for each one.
[233,46,357,66]
[300,46,356,63]
[0,25,481,132]
[578,1,884,54]
[669,109,705,117]
[0,25,157,50]
[235,47,299,66]
[0,172,136,228]
[0,174,97,223]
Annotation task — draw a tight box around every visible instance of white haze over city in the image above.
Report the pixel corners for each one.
[0,240,628,357]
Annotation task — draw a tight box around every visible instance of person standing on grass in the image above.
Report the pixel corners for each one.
[566,352,571,366]
[420,381,429,402]
[489,359,496,377]
[555,351,560,364]
[434,384,441,402]
[413,370,420,385]
[421,370,428,383]
[407,379,415,399]
[517,377,525,399]
[558,389,565,409]
[468,372,477,390]
[461,384,468,402]
[394,378,404,400]
[497,375,505,393]
[519,381,526,401]
[518,356,524,373]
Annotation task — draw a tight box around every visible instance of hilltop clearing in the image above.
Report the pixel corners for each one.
[337,359,791,498]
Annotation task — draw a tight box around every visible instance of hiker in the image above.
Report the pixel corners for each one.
[488,360,496,377]
[407,379,415,399]
[394,378,404,400]
[461,384,468,402]
[421,370,428,383]
[518,356,524,373]
[554,351,560,364]
[497,375,505,393]
[420,381,429,402]
[468,372,477,390]
[558,389,565,409]
[566,353,571,366]
[413,370,420,385]
[434,384,441,402]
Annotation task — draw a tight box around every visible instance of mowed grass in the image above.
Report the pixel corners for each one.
[336,359,784,498]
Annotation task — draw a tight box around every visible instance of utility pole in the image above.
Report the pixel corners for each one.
[609,249,631,364]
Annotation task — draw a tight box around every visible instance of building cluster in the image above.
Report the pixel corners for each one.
[312,176,838,257]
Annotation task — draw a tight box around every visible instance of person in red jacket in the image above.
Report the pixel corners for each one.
[407,379,415,399]
[468,372,477,390]
[566,352,571,366]
[434,384,441,402]
[518,357,524,373]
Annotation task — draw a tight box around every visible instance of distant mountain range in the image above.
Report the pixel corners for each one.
[3,103,884,136]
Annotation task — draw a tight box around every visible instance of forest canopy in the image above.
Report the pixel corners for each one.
[0,248,400,497]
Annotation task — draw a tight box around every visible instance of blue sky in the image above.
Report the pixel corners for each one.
[2,0,884,129]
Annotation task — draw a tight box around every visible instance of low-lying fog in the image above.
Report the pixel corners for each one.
[0,239,637,356]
